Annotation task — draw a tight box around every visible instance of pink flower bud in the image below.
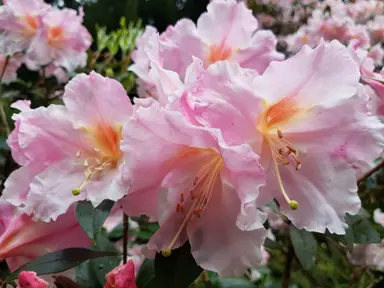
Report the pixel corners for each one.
[104,260,137,288]
[17,271,48,288]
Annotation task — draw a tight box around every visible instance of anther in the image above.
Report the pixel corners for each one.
[76,151,81,158]
[289,200,299,210]
[180,193,184,203]
[72,188,81,196]
[93,147,101,152]
[287,145,297,154]
[194,209,202,217]
[277,130,283,138]
[176,203,181,213]
[162,249,172,257]
[278,147,290,157]
[296,162,301,170]
[84,160,88,167]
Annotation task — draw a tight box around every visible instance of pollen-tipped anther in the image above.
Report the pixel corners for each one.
[289,200,299,210]
[72,188,81,196]
[162,249,172,257]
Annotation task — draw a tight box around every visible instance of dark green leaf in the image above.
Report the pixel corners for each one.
[76,233,121,287]
[333,228,354,251]
[76,259,102,288]
[155,242,202,288]
[346,214,380,244]
[290,226,317,271]
[0,136,9,151]
[90,233,121,286]
[76,200,115,242]
[220,278,255,288]
[6,248,116,281]
[136,259,157,288]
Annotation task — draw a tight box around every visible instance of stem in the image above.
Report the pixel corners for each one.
[123,213,128,264]
[357,159,384,185]
[0,56,10,136]
[282,244,294,288]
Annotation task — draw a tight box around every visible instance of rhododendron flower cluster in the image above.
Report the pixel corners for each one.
[0,0,91,83]
[130,0,284,100]
[0,0,384,285]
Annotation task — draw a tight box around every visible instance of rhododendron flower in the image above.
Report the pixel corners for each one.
[130,0,283,99]
[105,260,137,288]
[3,72,132,221]
[0,200,90,271]
[174,40,384,234]
[17,271,48,288]
[0,54,22,84]
[27,7,91,72]
[0,0,48,55]
[119,101,267,276]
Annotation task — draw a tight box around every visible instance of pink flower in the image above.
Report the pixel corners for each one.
[27,7,91,72]
[368,43,384,66]
[130,0,283,99]
[3,72,133,221]
[175,41,383,234]
[17,271,48,288]
[374,209,384,227]
[104,260,137,288]
[0,0,48,55]
[0,54,22,84]
[0,200,90,272]
[119,101,267,276]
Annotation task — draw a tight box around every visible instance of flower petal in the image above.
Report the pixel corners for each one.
[63,72,133,127]
[188,183,267,277]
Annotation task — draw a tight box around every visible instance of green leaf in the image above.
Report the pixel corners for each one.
[76,259,102,288]
[76,200,115,242]
[154,242,202,288]
[219,278,255,288]
[136,259,157,288]
[6,248,116,281]
[332,228,354,251]
[290,226,317,271]
[76,233,121,287]
[346,214,380,244]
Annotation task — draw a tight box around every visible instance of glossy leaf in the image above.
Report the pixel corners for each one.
[136,259,157,288]
[6,248,116,281]
[290,226,317,271]
[76,200,115,242]
[346,214,380,244]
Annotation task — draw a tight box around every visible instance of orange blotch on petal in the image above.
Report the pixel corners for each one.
[208,44,233,64]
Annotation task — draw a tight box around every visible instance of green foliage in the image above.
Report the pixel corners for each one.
[76,233,121,287]
[76,199,115,243]
[5,248,116,282]
[290,227,317,271]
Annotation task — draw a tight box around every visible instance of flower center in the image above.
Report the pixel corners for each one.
[48,26,65,47]
[162,149,223,257]
[207,43,233,65]
[259,99,304,210]
[22,14,38,37]
[72,123,122,196]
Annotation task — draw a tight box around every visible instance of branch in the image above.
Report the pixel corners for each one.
[0,56,10,136]
[357,159,384,185]
[123,213,129,264]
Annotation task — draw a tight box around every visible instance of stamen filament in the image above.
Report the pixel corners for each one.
[267,138,299,211]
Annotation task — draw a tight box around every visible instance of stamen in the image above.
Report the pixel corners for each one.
[267,138,299,211]
[162,156,223,257]
[277,129,283,138]
[180,192,184,203]
[76,151,81,158]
